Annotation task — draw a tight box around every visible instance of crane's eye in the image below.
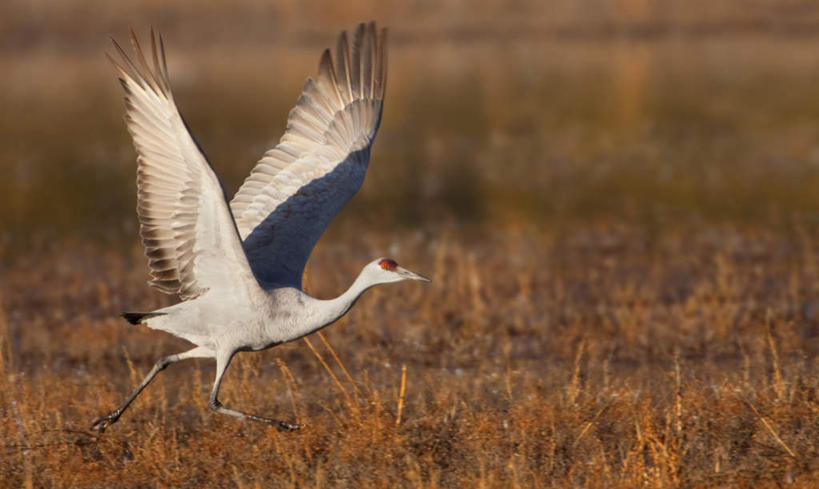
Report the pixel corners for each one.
[379,258,398,271]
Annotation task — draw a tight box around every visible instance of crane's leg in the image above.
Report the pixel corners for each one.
[207,350,303,431]
[91,346,212,432]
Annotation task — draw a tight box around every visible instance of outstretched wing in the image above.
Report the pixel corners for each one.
[230,22,387,288]
[110,30,255,300]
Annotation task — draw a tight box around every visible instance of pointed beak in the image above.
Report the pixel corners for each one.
[397,266,431,282]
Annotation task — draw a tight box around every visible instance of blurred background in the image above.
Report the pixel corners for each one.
[6,2,819,485]
[3,0,819,255]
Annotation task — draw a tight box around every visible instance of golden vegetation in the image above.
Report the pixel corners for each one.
[4,1,819,487]
[2,227,819,487]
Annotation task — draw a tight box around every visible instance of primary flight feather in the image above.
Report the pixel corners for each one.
[93,23,428,433]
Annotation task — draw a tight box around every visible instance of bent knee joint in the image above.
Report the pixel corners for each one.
[156,356,176,371]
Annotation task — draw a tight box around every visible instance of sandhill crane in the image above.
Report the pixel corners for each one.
[92,22,428,432]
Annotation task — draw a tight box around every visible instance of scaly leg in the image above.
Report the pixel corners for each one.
[91,346,212,432]
[208,349,303,431]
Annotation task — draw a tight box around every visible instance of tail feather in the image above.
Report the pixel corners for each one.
[121,312,165,325]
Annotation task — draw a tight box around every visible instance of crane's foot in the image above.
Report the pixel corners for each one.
[267,419,305,432]
[246,412,304,431]
[90,410,122,433]
[209,399,303,431]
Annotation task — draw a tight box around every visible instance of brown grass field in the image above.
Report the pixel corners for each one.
[5,1,819,487]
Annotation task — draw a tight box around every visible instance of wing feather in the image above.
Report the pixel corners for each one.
[230,22,388,287]
[111,29,255,299]
[336,31,354,105]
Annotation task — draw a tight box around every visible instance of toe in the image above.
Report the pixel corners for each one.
[277,421,304,432]
[91,411,119,432]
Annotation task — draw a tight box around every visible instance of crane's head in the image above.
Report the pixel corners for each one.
[363,258,430,285]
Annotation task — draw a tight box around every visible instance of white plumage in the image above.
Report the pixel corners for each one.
[92,23,428,432]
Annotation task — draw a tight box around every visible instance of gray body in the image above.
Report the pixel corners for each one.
[150,287,318,352]
[149,277,364,353]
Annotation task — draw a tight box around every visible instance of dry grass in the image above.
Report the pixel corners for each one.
[2,225,819,487]
[4,1,819,487]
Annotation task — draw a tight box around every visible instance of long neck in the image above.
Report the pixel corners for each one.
[290,270,375,340]
[324,270,376,322]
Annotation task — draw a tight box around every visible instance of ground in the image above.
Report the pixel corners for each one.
[3,224,819,487]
